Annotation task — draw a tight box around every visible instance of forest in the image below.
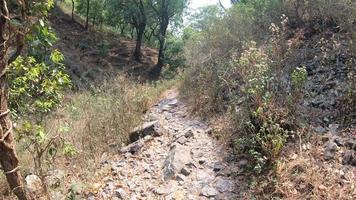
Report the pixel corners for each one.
[0,0,355,199]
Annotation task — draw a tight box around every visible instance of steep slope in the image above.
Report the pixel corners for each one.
[49,7,158,88]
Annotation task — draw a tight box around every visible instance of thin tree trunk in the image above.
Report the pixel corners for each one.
[71,0,75,21]
[134,23,145,62]
[151,18,168,77]
[85,0,90,30]
[0,1,32,199]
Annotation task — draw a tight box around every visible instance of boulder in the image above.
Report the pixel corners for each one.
[163,144,192,180]
[200,186,218,198]
[324,141,338,160]
[25,175,43,197]
[214,178,235,193]
[120,140,145,154]
[129,121,158,143]
[342,150,356,166]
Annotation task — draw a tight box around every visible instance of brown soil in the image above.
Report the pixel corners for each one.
[49,6,158,89]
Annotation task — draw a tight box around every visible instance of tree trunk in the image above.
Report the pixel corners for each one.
[133,23,146,62]
[0,1,32,199]
[85,0,90,30]
[130,26,135,39]
[150,18,169,78]
[71,0,75,21]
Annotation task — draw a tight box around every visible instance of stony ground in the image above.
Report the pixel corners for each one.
[88,89,244,200]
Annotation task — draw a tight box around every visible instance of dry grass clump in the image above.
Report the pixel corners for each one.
[47,75,176,162]
[274,136,355,199]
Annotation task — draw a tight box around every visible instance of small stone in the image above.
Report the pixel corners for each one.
[172,190,185,200]
[115,188,128,199]
[205,128,213,134]
[155,186,171,195]
[176,174,186,182]
[238,159,248,167]
[318,185,327,190]
[333,136,343,147]
[344,138,356,150]
[321,134,331,143]
[184,130,194,138]
[186,161,198,169]
[198,159,206,165]
[315,126,326,134]
[177,137,187,145]
[196,170,214,184]
[168,99,179,106]
[213,162,225,172]
[328,124,339,134]
[214,178,235,193]
[342,150,356,166]
[324,141,338,160]
[323,117,330,123]
[200,186,218,198]
[181,167,191,176]
[87,195,95,200]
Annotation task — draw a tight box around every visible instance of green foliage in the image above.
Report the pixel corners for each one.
[7,6,73,179]
[63,143,78,157]
[26,21,58,61]
[291,66,307,92]
[182,41,292,172]
[8,54,70,116]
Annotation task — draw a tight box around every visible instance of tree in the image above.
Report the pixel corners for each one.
[71,0,75,21]
[149,0,187,77]
[105,0,150,62]
[0,0,54,199]
[125,0,149,62]
[85,0,90,29]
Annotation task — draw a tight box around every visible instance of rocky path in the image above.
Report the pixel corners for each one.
[89,89,241,200]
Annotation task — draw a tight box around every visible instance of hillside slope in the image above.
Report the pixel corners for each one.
[49,6,158,88]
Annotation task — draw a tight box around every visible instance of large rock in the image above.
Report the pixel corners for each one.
[129,121,158,142]
[342,150,356,166]
[324,141,338,160]
[25,175,44,198]
[163,144,192,180]
[120,140,145,154]
[214,178,235,193]
[200,186,218,198]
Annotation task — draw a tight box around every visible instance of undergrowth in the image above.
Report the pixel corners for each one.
[181,0,355,197]
[10,75,177,197]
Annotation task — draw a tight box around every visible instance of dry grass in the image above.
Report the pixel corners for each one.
[0,75,178,199]
[261,130,356,200]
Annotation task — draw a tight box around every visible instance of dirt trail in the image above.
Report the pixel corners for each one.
[88,89,246,200]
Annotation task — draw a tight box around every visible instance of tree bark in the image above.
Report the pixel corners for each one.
[71,0,75,21]
[150,0,169,78]
[133,22,146,62]
[85,0,90,30]
[0,1,32,199]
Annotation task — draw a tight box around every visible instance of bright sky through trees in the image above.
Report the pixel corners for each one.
[189,0,231,9]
